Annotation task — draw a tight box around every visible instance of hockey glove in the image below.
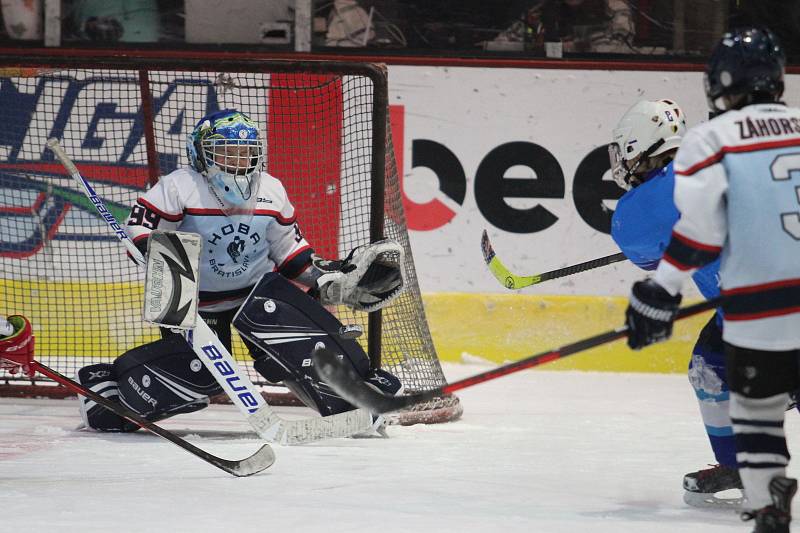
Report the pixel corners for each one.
[626,279,682,350]
[0,315,35,377]
[313,239,405,312]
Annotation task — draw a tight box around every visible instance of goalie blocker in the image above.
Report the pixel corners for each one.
[78,273,402,432]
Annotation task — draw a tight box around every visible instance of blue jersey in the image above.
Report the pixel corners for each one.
[611,161,720,300]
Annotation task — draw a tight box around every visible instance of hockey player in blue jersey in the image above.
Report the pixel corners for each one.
[625,28,800,532]
[76,109,405,435]
[608,99,741,507]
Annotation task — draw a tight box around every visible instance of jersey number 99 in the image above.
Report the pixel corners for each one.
[129,204,162,230]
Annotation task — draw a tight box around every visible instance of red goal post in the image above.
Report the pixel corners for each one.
[0,51,461,425]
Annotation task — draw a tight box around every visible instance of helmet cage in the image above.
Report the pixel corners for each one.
[202,137,263,215]
[609,138,666,190]
[186,109,265,216]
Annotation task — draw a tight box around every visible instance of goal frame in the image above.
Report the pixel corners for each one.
[0,51,462,424]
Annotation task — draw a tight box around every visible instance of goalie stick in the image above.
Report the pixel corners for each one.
[481,230,627,290]
[31,360,274,476]
[314,298,720,414]
[46,138,373,445]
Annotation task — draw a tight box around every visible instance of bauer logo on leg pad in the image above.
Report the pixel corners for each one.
[144,231,202,329]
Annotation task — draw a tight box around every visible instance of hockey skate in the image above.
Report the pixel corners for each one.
[683,464,744,509]
[741,476,797,533]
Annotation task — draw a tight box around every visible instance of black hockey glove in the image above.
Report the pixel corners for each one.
[625,279,682,350]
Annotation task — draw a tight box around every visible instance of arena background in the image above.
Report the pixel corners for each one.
[387,65,800,372]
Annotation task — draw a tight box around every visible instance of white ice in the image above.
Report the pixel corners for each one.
[3,364,799,533]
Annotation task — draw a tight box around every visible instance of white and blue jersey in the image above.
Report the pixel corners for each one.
[126,167,314,312]
[655,103,800,351]
[611,161,720,299]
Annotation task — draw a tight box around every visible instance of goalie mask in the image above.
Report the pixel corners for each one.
[608,99,686,190]
[186,109,264,216]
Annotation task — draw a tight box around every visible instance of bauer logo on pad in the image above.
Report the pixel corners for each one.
[144,231,202,329]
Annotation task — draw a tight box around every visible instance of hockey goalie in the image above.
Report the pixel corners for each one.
[77,109,405,435]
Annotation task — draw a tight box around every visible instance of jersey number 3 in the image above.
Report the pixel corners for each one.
[770,153,800,240]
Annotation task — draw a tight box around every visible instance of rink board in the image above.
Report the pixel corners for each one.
[423,292,713,373]
[1,278,708,373]
[0,279,159,358]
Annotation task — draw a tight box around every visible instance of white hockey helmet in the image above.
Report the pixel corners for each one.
[608,99,687,190]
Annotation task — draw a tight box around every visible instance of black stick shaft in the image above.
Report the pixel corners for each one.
[538,252,628,282]
[31,361,272,476]
[441,297,720,395]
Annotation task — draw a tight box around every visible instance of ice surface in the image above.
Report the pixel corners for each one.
[2,364,799,533]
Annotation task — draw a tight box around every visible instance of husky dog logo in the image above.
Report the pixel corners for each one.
[227,236,246,263]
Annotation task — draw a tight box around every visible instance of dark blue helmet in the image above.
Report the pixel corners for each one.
[705,27,785,114]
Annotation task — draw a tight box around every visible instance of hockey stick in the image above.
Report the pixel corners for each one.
[31,360,274,476]
[314,297,720,414]
[481,230,627,289]
[45,138,373,444]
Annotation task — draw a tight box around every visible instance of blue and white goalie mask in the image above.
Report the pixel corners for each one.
[187,110,264,216]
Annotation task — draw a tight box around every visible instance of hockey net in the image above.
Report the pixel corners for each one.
[0,54,461,425]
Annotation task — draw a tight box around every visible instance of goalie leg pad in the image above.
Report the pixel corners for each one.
[159,308,236,353]
[235,272,373,414]
[77,363,138,432]
[252,352,363,416]
[279,374,357,416]
[114,335,223,421]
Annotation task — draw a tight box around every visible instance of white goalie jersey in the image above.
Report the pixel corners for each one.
[654,103,800,351]
[126,167,314,312]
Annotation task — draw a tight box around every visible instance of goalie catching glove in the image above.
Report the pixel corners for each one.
[313,239,405,312]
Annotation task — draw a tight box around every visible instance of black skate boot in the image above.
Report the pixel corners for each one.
[683,464,744,509]
[741,476,797,533]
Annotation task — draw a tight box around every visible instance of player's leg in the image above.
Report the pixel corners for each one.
[234,272,403,417]
[683,314,742,505]
[727,343,800,530]
[78,335,223,431]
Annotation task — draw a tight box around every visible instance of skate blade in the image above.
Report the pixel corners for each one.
[683,489,744,510]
